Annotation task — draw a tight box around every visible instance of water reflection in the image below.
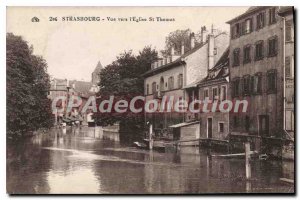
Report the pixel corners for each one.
[7,126,294,194]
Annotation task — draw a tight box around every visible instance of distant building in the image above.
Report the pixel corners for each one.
[196,48,230,141]
[90,61,103,92]
[49,78,93,124]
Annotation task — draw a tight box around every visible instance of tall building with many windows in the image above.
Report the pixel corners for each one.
[227,6,294,139]
[278,6,294,139]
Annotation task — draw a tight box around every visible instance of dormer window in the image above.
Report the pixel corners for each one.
[256,12,265,30]
[269,7,277,25]
[242,18,253,34]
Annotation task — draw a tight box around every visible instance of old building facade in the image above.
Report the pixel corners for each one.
[143,27,229,140]
[278,6,294,139]
[227,6,288,138]
[196,48,230,141]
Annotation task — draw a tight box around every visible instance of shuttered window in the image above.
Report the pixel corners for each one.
[267,70,277,93]
[268,36,278,57]
[256,12,265,30]
[255,40,264,60]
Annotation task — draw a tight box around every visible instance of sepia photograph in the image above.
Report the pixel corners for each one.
[6,6,295,194]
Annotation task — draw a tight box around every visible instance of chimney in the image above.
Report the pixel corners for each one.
[54,79,57,90]
[181,41,185,55]
[208,33,215,70]
[190,32,195,49]
[201,26,208,44]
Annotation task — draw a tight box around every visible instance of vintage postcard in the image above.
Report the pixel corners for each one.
[6,6,294,194]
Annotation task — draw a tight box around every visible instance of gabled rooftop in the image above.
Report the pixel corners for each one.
[226,6,271,24]
[142,32,227,78]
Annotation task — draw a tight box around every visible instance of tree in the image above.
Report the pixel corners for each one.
[95,46,158,141]
[6,33,53,139]
[161,29,200,57]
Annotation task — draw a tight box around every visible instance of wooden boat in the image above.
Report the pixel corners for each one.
[142,139,167,151]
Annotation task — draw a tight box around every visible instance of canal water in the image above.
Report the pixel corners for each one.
[7,126,294,194]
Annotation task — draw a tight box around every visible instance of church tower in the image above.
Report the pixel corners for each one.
[91,61,103,85]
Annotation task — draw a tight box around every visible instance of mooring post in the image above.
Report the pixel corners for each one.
[149,124,153,150]
[245,142,251,180]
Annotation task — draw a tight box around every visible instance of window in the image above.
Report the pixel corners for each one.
[243,75,250,95]
[231,23,240,39]
[204,88,209,99]
[178,74,183,88]
[286,20,293,42]
[212,87,218,101]
[243,45,251,64]
[242,18,253,34]
[269,7,276,25]
[268,36,278,57]
[152,82,156,94]
[251,73,262,94]
[255,40,264,60]
[220,85,227,101]
[232,78,240,97]
[256,12,265,30]
[267,70,277,93]
[233,48,240,67]
[219,122,224,133]
[168,76,174,90]
[146,84,149,95]
[285,56,291,77]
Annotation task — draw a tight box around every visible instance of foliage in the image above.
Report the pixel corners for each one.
[95,46,158,140]
[161,29,201,57]
[7,33,54,139]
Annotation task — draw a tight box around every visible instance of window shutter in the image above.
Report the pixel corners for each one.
[250,18,253,32]
[250,76,254,94]
[267,39,270,56]
[261,41,264,57]
[274,37,278,55]
[262,12,266,27]
[269,9,271,25]
[274,70,277,90]
[256,15,259,30]
[240,22,243,36]
[231,82,235,98]
[258,74,262,93]
[240,78,244,96]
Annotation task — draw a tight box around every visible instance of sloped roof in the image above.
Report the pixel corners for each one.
[226,6,271,24]
[50,78,68,91]
[278,6,294,16]
[69,80,92,94]
[142,32,228,78]
[197,47,229,86]
[93,61,103,74]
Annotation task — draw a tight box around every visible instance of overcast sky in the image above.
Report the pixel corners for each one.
[7,7,248,81]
